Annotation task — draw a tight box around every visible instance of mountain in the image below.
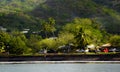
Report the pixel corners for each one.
[0,0,120,34]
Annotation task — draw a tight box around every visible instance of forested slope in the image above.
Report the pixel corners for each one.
[0,0,120,33]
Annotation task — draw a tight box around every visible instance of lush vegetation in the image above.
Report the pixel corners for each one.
[0,0,120,55]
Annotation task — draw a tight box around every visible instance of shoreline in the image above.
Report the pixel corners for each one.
[0,54,120,62]
[0,61,120,64]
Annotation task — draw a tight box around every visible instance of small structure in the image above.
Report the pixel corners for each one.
[100,43,111,53]
[85,48,89,53]
[48,37,57,40]
[87,44,95,52]
[0,26,7,32]
[101,43,111,47]
[87,44,95,49]
[21,29,30,34]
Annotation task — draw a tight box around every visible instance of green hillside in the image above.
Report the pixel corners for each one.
[0,0,46,12]
[0,0,46,31]
[31,0,120,34]
[0,0,120,33]
[93,0,120,12]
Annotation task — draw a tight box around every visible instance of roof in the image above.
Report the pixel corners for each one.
[101,43,111,47]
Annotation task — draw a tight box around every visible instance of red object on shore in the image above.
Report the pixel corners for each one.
[103,48,108,53]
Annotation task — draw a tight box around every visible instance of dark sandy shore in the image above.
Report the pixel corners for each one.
[0,53,120,62]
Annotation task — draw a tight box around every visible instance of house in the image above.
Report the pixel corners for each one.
[100,43,111,53]
[21,29,30,33]
[0,26,7,32]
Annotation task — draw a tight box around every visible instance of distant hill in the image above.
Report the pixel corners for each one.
[0,0,120,34]
[93,0,120,12]
[31,0,120,34]
[0,0,46,12]
[0,0,46,31]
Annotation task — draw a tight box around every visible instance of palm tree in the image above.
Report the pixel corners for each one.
[75,28,88,49]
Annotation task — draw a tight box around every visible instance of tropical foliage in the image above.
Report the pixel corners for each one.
[0,0,120,55]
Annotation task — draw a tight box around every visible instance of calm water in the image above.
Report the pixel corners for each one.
[0,63,120,72]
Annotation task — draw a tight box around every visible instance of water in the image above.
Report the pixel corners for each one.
[0,63,120,72]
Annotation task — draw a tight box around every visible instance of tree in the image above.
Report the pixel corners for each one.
[62,18,105,45]
[41,17,56,38]
[37,38,58,50]
[41,20,49,38]
[8,36,27,55]
[0,31,11,44]
[109,35,120,47]
[27,34,42,53]
[0,42,5,53]
[75,28,88,49]
[0,31,11,52]
[48,17,56,37]
[57,32,75,45]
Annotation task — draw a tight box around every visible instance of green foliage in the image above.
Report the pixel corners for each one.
[11,31,27,42]
[32,0,120,34]
[0,42,5,52]
[8,36,27,55]
[41,17,56,38]
[0,0,120,55]
[57,32,75,45]
[109,35,120,47]
[0,31,11,44]
[0,31,11,52]
[75,28,88,49]
[0,12,40,31]
[0,0,46,12]
[0,0,46,31]
[93,0,120,12]
[37,38,58,50]
[27,34,42,53]
[0,0,120,34]
[0,31,31,55]
[97,7,120,34]
[62,18,104,45]
[34,32,75,51]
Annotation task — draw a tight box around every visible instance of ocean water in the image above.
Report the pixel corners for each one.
[0,62,120,72]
